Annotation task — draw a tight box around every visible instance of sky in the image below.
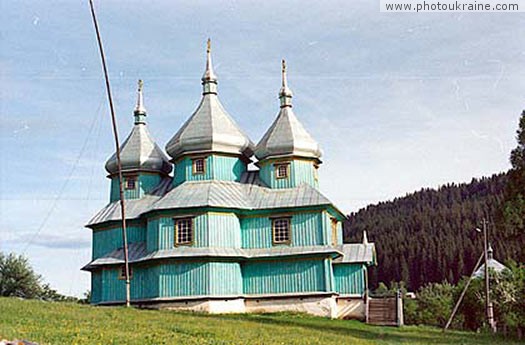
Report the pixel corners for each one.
[0,0,524,297]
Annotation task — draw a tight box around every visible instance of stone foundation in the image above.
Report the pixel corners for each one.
[336,296,365,320]
[116,294,365,319]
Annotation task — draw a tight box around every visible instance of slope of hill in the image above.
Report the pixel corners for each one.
[344,172,524,291]
[0,297,519,345]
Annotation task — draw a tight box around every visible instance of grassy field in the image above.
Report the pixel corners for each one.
[0,297,519,345]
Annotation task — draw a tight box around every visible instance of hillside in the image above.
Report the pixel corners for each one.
[344,172,525,290]
[0,297,518,345]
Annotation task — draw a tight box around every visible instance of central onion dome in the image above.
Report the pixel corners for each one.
[165,39,254,160]
[105,80,172,176]
[255,60,322,161]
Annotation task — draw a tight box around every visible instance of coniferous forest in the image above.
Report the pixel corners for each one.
[344,172,524,291]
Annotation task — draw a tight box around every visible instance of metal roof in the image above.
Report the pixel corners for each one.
[82,243,344,270]
[165,43,254,160]
[333,243,377,265]
[473,258,508,278]
[105,82,172,176]
[255,62,322,161]
[105,124,172,176]
[87,175,334,226]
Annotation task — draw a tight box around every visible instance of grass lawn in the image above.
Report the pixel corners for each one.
[0,297,519,345]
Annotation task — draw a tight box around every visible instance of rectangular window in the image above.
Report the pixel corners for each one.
[175,217,193,245]
[275,163,289,179]
[272,217,291,244]
[118,265,133,280]
[192,158,206,175]
[331,218,338,246]
[125,177,136,190]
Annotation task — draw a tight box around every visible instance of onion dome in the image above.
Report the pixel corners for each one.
[255,60,322,161]
[105,80,172,176]
[165,39,254,160]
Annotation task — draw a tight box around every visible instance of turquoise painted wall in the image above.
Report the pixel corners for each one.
[92,261,243,303]
[241,212,325,248]
[242,259,327,294]
[158,261,242,297]
[209,262,243,295]
[110,174,162,202]
[323,212,343,246]
[91,271,102,304]
[173,155,246,186]
[259,160,318,189]
[92,225,146,259]
[333,264,366,295]
[147,213,241,251]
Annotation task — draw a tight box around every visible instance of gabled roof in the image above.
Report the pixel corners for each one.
[165,40,254,160]
[255,60,321,161]
[86,172,335,227]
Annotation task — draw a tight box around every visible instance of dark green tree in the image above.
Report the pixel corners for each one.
[0,252,42,298]
[501,110,525,243]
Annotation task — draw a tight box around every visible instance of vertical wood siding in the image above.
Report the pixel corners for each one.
[158,262,210,297]
[333,264,365,295]
[241,212,324,248]
[204,213,241,247]
[242,259,326,294]
[209,262,243,295]
[92,225,146,259]
[91,271,102,304]
[173,155,247,187]
[110,174,163,202]
[146,217,174,251]
[259,160,317,189]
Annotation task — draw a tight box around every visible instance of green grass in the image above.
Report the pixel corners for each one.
[0,297,518,345]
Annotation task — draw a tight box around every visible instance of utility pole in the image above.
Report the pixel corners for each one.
[89,0,131,307]
[481,218,496,332]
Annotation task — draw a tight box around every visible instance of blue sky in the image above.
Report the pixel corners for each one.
[1,0,523,297]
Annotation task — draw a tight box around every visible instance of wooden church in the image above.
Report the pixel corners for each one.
[82,41,376,318]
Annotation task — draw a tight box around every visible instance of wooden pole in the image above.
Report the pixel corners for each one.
[88,0,131,307]
[444,252,484,331]
[483,219,496,332]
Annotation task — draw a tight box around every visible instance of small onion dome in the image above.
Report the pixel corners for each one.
[255,60,322,161]
[165,39,254,160]
[105,80,172,176]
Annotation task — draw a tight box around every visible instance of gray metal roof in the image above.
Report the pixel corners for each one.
[473,258,507,278]
[333,243,376,265]
[106,82,172,176]
[165,45,254,160]
[87,175,334,226]
[82,243,343,270]
[255,62,322,161]
[105,123,172,176]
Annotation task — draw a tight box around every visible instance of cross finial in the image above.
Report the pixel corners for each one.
[207,38,211,54]
[134,78,147,119]
[281,59,287,87]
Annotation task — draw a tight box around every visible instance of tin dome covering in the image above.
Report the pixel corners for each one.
[165,40,254,160]
[105,81,172,176]
[255,60,322,161]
